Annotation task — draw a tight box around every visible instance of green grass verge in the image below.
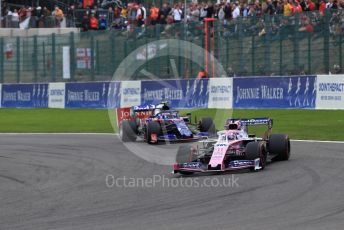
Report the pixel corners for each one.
[0,108,343,141]
[0,108,113,133]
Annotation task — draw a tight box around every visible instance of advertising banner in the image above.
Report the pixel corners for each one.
[120,81,141,108]
[208,78,233,109]
[233,76,316,109]
[116,107,131,127]
[316,75,344,109]
[141,79,209,108]
[2,84,48,108]
[107,81,121,108]
[48,83,66,108]
[65,82,108,108]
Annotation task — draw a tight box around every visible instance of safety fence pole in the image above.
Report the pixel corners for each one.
[70,32,75,81]
[339,33,342,73]
[0,37,4,83]
[96,39,100,75]
[293,16,300,73]
[251,35,255,76]
[42,42,46,78]
[264,15,271,75]
[33,35,38,82]
[16,37,20,83]
[323,10,330,74]
[90,33,95,81]
[308,33,311,74]
[110,34,116,74]
[51,33,56,82]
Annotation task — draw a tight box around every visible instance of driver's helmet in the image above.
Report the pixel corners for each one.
[227,133,236,140]
[227,120,241,130]
[153,108,161,116]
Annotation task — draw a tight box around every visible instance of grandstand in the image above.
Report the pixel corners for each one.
[0,1,343,82]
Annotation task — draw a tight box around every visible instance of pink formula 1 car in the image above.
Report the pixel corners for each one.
[173,118,290,175]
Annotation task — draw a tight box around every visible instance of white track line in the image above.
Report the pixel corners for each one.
[291,139,344,144]
[0,133,343,144]
[0,133,117,136]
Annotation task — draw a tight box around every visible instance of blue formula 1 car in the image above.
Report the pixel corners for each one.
[119,102,215,144]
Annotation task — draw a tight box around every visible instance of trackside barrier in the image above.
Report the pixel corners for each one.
[1,83,48,108]
[233,76,317,109]
[316,75,344,109]
[0,75,342,109]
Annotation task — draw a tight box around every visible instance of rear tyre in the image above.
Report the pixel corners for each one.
[119,120,137,142]
[146,121,162,144]
[199,117,216,135]
[268,134,290,161]
[176,145,198,175]
[245,141,267,170]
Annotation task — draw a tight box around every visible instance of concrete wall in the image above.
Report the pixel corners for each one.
[0,28,80,38]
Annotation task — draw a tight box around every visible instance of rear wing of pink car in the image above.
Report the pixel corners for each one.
[226,118,273,128]
[226,118,273,139]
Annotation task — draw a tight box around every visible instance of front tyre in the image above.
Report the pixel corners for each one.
[268,134,290,161]
[119,120,137,142]
[245,141,267,171]
[146,121,162,144]
[199,117,216,135]
[175,145,198,175]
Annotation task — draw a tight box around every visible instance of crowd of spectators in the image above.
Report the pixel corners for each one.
[0,0,344,32]
[77,0,344,30]
[1,3,73,28]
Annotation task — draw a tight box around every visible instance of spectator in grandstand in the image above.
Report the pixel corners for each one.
[121,5,127,18]
[157,3,170,24]
[189,3,200,22]
[265,0,276,15]
[18,5,29,22]
[218,4,225,23]
[206,2,215,18]
[172,4,183,23]
[200,3,208,21]
[292,0,303,13]
[149,4,159,25]
[240,3,250,17]
[299,16,314,32]
[113,5,121,18]
[339,0,344,8]
[283,0,293,16]
[52,6,64,27]
[303,0,316,11]
[254,0,263,16]
[319,0,327,15]
[232,3,240,19]
[107,6,114,25]
[90,14,99,29]
[66,5,76,27]
[223,2,232,23]
[197,69,207,79]
[11,9,19,28]
[136,3,146,26]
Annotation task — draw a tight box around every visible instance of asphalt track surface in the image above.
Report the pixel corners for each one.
[1,134,344,230]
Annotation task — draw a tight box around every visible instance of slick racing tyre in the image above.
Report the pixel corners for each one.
[146,121,162,144]
[268,134,290,161]
[245,141,267,170]
[119,120,138,142]
[176,145,198,175]
[199,117,216,135]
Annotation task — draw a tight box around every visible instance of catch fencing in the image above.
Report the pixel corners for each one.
[0,10,343,83]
